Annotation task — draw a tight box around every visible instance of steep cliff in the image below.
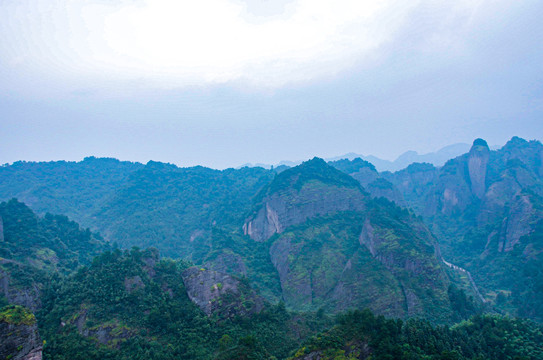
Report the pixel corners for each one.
[385,137,543,319]
[266,201,454,322]
[0,305,42,360]
[468,139,490,199]
[244,158,366,242]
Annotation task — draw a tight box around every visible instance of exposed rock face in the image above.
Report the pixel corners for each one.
[70,309,135,349]
[0,267,41,312]
[0,215,4,242]
[244,186,365,242]
[359,219,377,256]
[387,137,543,226]
[499,195,535,252]
[0,323,42,360]
[266,207,452,321]
[0,307,42,360]
[269,235,313,307]
[468,139,490,199]
[382,137,543,319]
[359,218,446,317]
[244,158,366,242]
[181,267,264,317]
[382,163,438,217]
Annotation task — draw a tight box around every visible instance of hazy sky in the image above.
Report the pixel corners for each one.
[1,0,542,169]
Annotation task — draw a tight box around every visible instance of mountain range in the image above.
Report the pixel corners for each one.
[1,136,542,359]
[241,142,502,172]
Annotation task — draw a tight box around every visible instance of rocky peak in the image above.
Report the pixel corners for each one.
[244,158,365,241]
[468,138,490,199]
[503,136,528,150]
[328,157,377,175]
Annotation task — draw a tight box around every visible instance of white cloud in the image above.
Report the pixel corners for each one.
[0,0,495,90]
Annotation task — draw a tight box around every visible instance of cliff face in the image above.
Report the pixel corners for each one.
[386,137,543,247]
[0,305,42,360]
[468,139,490,199]
[499,194,535,252]
[244,184,365,242]
[266,204,453,322]
[384,137,543,318]
[0,266,41,312]
[244,158,366,242]
[181,267,264,317]
[241,158,456,321]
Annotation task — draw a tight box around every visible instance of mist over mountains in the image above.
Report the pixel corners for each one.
[1,136,543,359]
[241,142,503,172]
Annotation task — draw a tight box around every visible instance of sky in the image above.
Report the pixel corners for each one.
[1,0,543,169]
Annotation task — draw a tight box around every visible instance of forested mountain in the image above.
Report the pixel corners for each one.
[1,137,543,359]
[38,248,329,360]
[237,158,469,322]
[0,199,109,311]
[0,158,274,259]
[0,157,143,227]
[0,199,109,359]
[379,137,543,321]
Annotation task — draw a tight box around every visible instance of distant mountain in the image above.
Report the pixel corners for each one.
[241,143,474,172]
[0,159,274,259]
[328,143,473,172]
[0,157,144,225]
[328,157,406,206]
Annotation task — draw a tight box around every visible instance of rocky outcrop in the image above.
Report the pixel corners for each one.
[69,309,135,349]
[244,186,365,242]
[468,139,490,199]
[0,215,4,242]
[244,158,366,242]
[141,248,159,278]
[499,194,535,252]
[0,266,41,312]
[0,306,42,360]
[181,267,264,317]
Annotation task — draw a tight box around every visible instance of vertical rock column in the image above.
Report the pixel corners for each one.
[468,138,490,199]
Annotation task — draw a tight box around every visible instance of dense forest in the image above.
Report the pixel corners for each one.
[1,137,543,359]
